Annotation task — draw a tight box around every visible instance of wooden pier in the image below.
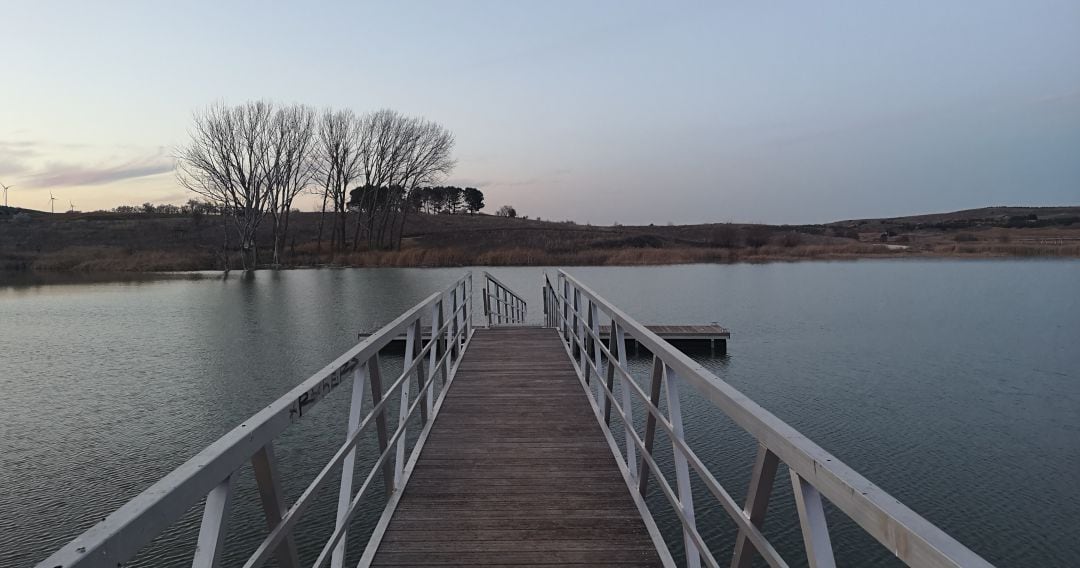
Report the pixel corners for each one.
[39,270,995,568]
[364,324,730,354]
[367,327,662,566]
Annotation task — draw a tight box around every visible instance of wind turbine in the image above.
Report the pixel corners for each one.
[69,200,76,213]
[0,181,11,207]
[49,191,57,213]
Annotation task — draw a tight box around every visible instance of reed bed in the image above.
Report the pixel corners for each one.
[17,237,1080,273]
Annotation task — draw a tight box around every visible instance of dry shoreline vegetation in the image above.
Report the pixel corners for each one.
[1,206,1078,272]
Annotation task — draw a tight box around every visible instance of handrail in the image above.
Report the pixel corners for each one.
[544,270,993,568]
[482,270,526,326]
[38,273,475,568]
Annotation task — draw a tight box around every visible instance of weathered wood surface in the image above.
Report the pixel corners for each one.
[370,327,662,567]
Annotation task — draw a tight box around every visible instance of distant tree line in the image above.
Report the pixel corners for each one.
[175,101,457,271]
[401,186,484,215]
[339,184,483,243]
[110,199,221,216]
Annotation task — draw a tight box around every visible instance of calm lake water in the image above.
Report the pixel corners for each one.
[1,261,1077,567]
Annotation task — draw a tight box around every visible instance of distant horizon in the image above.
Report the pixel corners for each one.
[2,2,1078,225]
[4,199,1077,228]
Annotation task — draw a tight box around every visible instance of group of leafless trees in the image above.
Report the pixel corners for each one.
[176,101,455,270]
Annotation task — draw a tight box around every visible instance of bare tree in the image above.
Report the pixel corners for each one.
[389,117,455,248]
[351,110,455,249]
[266,105,317,265]
[176,101,276,271]
[315,109,364,253]
[353,109,408,249]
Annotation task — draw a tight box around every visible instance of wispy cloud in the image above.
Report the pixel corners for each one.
[21,153,173,189]
[0,140,40,176]
[1033,88,1080,106]
[501,169,572,188]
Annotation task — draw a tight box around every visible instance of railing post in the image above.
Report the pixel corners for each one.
[461,279,468,344]
[613,322,635,472]
[638,355,664,495]
[412,319,429,425]
[544,278,553,327]
[573,288,583,365]
[504,287,510,324]
[451,285,460,360]
[439,299,450,387]
[791,472,837,568]
[547,282,554,328]
[731,444,780,568]
[192,475,234,568]
[497,287,504,324]
[549,284,555,327]
[394,323,417,488]
[427,302,441,418]
[664,365,701,568]
[332,360,369,568]
[580,296,590,383]
[466,273,473,335]
[543,284,549,326]
[589,305,603,417]
[367,354,394,496]
[251,444,301,568]
[600,317,617,425]
[562,276,570,340]
[483,280,492,327]
[602,326,618,422]
[445,295,455,370]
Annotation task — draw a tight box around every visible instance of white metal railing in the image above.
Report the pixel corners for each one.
[38,273,474,568]
[543,270,994,568]
[482,271,526,326]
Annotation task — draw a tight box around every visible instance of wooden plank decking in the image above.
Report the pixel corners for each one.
[370,327,663,567]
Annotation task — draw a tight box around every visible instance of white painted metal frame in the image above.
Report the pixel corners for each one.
[544,270,994,568]
[38,273,475,568]
[482,270,527,325]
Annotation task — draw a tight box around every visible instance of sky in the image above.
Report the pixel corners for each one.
[1,0,1078,224]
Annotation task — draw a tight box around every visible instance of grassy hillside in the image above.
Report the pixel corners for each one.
[1,205,1078,271]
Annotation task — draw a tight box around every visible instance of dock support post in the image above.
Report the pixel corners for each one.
[638,356,664,495]
[251,443,301,568]
[730,444,779,568]
[366,355,394,496]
